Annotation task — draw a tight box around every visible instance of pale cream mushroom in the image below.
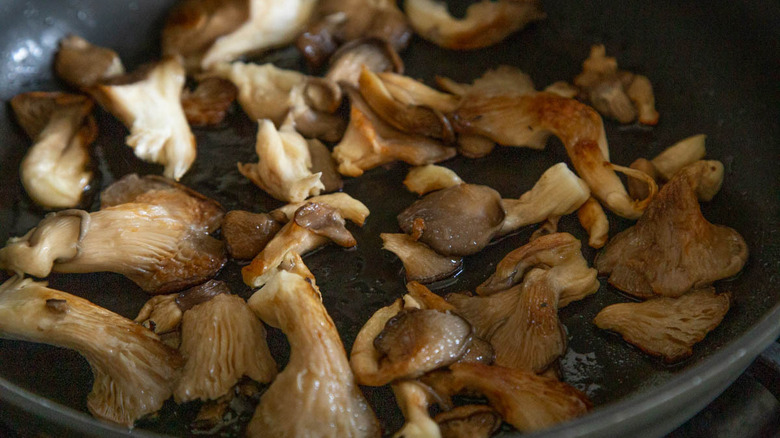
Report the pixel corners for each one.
[54,35,124,89]
[577,196,609,249]
[403,164,463,195]
[0,276,182,426]
[10,92,95,209]
[391,380,441,438]
[238,117,324,203]
[403,0,545,50]
[90,57,196,180]
[246,254,380,437]
[272,192,370,225]
[326,38,405,88]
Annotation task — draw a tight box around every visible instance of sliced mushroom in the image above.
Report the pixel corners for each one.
[0,276,182,426]
[435,405,501,438]
[10,92,95,209]
[272,192,370,225]
[199,0,318,69]
[333,86,456,176]
[377,72,461,113]
[90,57,196,180]
[403,165,463,195]
[437,65,536,98]
[423,363,591,432]
[595,161,748,298]
[181,77,237,126]
[397,183,505,256]
[54,35,125,89]
[175,292,277,403]
[326,38,405,87]
[136,279,231,334]
[381,233,463,283]
[246,255,380,437]
[307,138,343,192]
[0,176,226,294]
[238,118,324,203]
[404,281,456,312]
[297,0,411,68]
[403,0,545,50]
[594,288,730,362]
[242,202,357,288]
[628,134,710,201]
[577,197,609,249]
[391,380,441,438]
[543,81,579,99]
[222,210,283,260]
[456,133,496,159]
[499,162,590,235]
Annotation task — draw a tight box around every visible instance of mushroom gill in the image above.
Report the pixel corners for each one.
[10,92,96,209]
[595,161,748,299]
[246,255,380,437]
[0,276,182,426]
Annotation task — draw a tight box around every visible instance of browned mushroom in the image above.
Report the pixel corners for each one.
[181,77,237,126]
[222,210,283,260]
[397,183,505,256]
[0,174,226,294]
[325,38,405,88]
[594,288,731,362]
[423,363,591,432]
[10,92,96,209]
[577,196,609,249]
[381,233,463,283]
[0,276,182,426]
[595,161,748,298]
[403,0,545,50]
[435,405,502,438]
[272,192,370,225]
[391,380,441,438]
[246,254,380,437]
[307,138,343,192]
[54,35,125,89]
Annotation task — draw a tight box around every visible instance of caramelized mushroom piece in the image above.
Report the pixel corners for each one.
[238,118,324,203]
[381,233,463,283]
[272,192,370,225]
[403,164,463,195]
[403,0,545,50]
[0,276,182,426]
[326,38,405,88]
[377,71,461,113]
[435,405,502,438]
[391,380,441,438]
[90,57,196,180]
[246,255,380,437]
[333,87,456,176]
[424,363,591,432]
[307,138,343,192]
[594,288,731,362]
[222,210,283,260]
[437,65,536,98]
[181,77,237,126]
[595,161,748,298]
[0,175,226,294]
[577,196,609,249]
[397,183,505,256]
[175,292,277,402]
[54,35,125,89]
[136,279,231,334]
[10,92,95,209]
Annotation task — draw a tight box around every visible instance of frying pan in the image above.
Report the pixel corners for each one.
[0,0,778,437]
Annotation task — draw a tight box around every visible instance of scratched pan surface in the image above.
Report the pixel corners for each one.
[0,0,778,437]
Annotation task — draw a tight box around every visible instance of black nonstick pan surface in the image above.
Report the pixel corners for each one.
[0,1,778,437]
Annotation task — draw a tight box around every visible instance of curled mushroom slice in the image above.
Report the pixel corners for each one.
[333,87,456,177]
[404,165,463,195]
[54,35,125,89]
[424,363,591,432]
[242,202,357,288]
[181,77,237,126]
[222,210,283,260]
[272,192,370,225]
[90,57,195,180]
[397,183,505,256]
[175,292,277,403]
[0,276,182,426]
[628,134,709,201]
[0,177,226,294]
[596,161,748,298]
[199,0,318,69]
[246,257,380,437]
[404,0,545,50]
[307,138,343,192]
[326,38,405,87]
[391,380,441,438]
[453,89,656,219]
[381,233,463,283]
[577,197,609,249]
[238,118,324,203]
[594,288,730,362]
[378,72,461,113]
[499,163,590,235]
[435,405,502,438]
[10,92,95,209]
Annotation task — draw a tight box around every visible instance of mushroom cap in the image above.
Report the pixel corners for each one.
[54,34,125,89]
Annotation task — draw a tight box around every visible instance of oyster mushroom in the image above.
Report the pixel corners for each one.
[376,71,461,114]
[307,138,343,192]
[403,164,463,195]
[333,86,456,176]
[397,183,505,256]
[297,0,411,68]
[435,405,502,438]
[381,233,463,283]
[403,0,545,50]
[238,118,324,203]
[272,192,370,225]
[423,363,591,432]
[181,77,237,126]
[437,65,536,98]
[391,380,441,438]
[246,254,380,437]
[136,279,234,335]
[595,161,748,298]
[325,38,405,88]
[10,92,96,209]
[175,291,277,403]
[0,276,182,426]
[242,202,359,288]
[222,210,283,260]
[90,57,196,180]
[0,175,226,294]
[54,35,124,89]
[594,288,731,362]
[577,196,609,249]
